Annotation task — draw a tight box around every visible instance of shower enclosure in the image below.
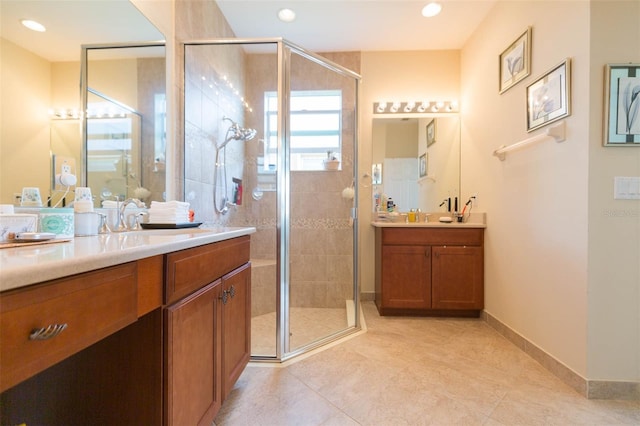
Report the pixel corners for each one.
[183,39,360,361]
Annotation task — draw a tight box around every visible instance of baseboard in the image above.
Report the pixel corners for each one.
[360,291,375,302]
[482,311,639,400]
[588,380,640,400]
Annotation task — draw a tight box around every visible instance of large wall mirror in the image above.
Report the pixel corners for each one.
[372,115,460,213]
[0,0,165,206]
[83,43,166,206]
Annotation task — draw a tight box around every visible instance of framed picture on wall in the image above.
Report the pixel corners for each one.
[426,119,436,147]
[603,63,640,146]
[499,27,532,94]
[419,153,427,178]
[526,58,571,132]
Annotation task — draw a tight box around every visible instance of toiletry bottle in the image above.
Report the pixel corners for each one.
[387,197,394,212]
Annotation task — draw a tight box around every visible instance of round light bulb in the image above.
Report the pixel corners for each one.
[422,2,442,18]
[21,19,46,32]
[278,8,296,22]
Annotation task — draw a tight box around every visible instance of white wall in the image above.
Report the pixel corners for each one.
[1,39,52,204]
[462,0,640,384]
[461,1,591,376]
[587,0,640,382]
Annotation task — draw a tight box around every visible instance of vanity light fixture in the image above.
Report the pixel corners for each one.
[49,108,80,120]
[421,2,442,18]
[278,8,296,23]
[404,102,416,112]
[21,19,46,32]
[374,100,458,114]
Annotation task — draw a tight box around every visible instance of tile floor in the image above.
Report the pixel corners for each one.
[214,302,640,425]
[251,307,348,356]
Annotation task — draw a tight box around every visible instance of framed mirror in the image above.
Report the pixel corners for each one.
[0,0,164,206]
[371,115,460,213]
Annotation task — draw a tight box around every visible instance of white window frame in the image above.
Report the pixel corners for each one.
[263,90,342,171]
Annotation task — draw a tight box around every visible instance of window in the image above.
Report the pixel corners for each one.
[263,90,342,171]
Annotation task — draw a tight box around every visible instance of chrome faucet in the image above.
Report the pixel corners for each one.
[117,198,146,232]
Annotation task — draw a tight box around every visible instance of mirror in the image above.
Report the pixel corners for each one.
[83,44,166,207]
[371,115,460,212]
[0,0,165,206]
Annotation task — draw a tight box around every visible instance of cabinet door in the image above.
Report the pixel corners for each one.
[221,263,251,399]
[165,280,222,426]
[381,245,431,309]
[431,246,484,310]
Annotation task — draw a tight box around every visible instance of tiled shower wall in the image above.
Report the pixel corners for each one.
[138,57,166,204]
[180,32,361,313]
[183,44,249,223]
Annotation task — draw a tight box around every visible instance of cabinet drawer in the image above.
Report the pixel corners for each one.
[165,236,250,305]
[0,263,138,392]
[382,228,483,246]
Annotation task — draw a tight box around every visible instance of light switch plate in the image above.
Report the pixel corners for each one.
[614,176,640,200]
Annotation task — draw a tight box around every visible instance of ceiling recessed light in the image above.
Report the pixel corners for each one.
[421,2,442,18]
[20,19,46,32]
[278,8,296,23]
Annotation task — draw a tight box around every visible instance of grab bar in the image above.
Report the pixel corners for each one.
[494,120,566,161]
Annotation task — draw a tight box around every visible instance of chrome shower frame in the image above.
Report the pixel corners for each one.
[182,38,362,363]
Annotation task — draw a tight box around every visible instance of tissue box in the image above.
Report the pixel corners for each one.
[38,208,75,239]
[0,214,38,242]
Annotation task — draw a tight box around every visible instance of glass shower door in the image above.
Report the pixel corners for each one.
[285,46,359,354]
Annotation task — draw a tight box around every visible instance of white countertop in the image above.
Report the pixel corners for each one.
[371,221,486,229]
[372,211,486,229]
[0,226,256,292]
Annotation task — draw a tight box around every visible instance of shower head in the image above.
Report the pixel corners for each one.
[219,116,257,149]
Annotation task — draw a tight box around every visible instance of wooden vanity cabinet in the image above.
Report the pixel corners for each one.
[221,262,251,399]
[0,235,252,426]
[165,280,223,426]
[164,236,251,425]
[375,227,484,316]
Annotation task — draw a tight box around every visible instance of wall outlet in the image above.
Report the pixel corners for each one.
[52,155,77,191]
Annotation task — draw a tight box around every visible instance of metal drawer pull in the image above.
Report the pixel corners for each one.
[228,285,236,298]
[29,324,68,340]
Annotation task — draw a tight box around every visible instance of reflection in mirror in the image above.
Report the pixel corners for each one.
[0,0,165,206]
[372,115,460,213]
[83,44,166,207]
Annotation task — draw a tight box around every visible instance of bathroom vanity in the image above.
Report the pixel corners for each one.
[373,217,485,317]
[0,227,254,425]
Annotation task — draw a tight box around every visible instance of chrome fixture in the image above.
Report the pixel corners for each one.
[117,198,146,231]
[214,117,257,214]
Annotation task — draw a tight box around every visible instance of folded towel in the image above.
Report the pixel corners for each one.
[150,200,190,209]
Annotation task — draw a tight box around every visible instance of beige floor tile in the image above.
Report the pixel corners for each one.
[215,301,640,426]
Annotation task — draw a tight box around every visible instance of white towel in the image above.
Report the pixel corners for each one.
[150,200,190,209]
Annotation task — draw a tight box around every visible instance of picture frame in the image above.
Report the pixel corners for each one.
[419,153,427,178]
[426,119,436,147]
[526,58,571,132]
[499,27,532,94]
[603,63,640,146]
